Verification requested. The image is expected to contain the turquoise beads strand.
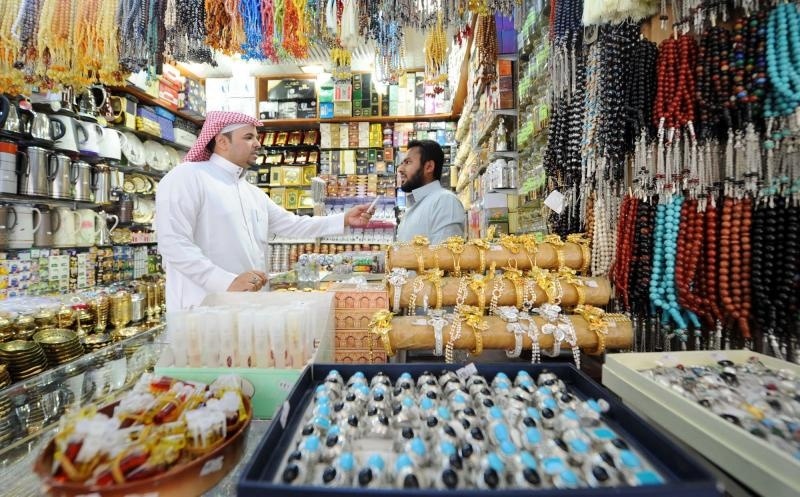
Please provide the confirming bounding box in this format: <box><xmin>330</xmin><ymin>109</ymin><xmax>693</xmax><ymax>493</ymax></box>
<box><xmin>765</xmin><ymin>2</ymin><xmax>800</xmax><ymax>117</ymax></box>
<box><xmin>649</xmin><ymin>196</ymin><xmax>693</xmax><ymax>349</ymax></box>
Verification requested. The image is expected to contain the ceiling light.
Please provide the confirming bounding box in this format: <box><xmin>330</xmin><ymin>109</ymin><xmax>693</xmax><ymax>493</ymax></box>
<box><xmin>300</xmin><ymin>65</ymin><xmax>325</xmax><ymax>74</ymax></box>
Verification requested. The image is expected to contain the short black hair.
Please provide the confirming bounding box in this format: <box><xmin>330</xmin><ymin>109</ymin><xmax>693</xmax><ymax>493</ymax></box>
<box><xmin>407</xmin><ymin>139</ymin><xmax>444</xmax><ymax>180</ymax></box>
<box><xmin>205</xmin><ymin>131</ymin><xmax>233</xmax><ymax>154</ymax></box>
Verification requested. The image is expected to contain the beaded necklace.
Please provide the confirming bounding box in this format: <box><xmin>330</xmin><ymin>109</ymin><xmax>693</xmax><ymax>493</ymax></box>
<box><xmin>475</xmin><ymin>13</ymin><xmax>498</xmax><ymax>83</ymax></box>
<box><xmin>765</xmin><ymin>2</ymin><xmax>800</xmax><ymax>117</ymax></box>
<box><xmin>0</xmin><ymin>0</ymin><xmax>24</xmax><ymax>92</ymax></box>
<box><xmin>649</xmin><ymin>195</ymin><xmax>690</xmax><ymax>349</ymax></box>
<box><xmin>178</xmin><ymin>0</ymin><xmax>214</xmax><ymax>64</ymax></box>
<box><xmin>240</xmin><ymin>0</ymin><xmax>264</xmax><ymax>59</ymax></box>
<box><xmin>611</xmin><ymin>194</ymin><xmax>638</xmax><ymax>311</ymax></box>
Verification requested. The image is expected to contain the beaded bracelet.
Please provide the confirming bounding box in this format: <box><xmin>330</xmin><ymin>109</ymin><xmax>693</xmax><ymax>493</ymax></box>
<box><xmin>522</xmin><ymin>277</ymin><xmax>537</xmax><ymax>312</ymax></box>
<box><xmin>523</xmin><ymin>313</ymin><xmax>542</xmax><ymax>364</ymax></box>
<box><xmin>387</xmin><ymin>268</ymin><xmax>409</xmax><ymax>312</ymax></box>
<box><xmin>407</xmin><ymin>276</ymin><xmax>425</xmax><ymax>316</ymax></box>
<box><xmin>454</xmin><ymin>275</ymin><xmax>469</xmax><ymax>309</ymax></box>
<box><xmin>445</xmin><ymin>315</ymin><xmax>462</xmax><ymax>364</ymax></box>
<box><xmin>503</xmin><ymin>265</ymin><xmax>525</xmax><ymax>309</ymax></box>
<box><xmin>489</xmin><ymin>269</ymin><xmax>504</xmax><ymax>316</ymax></box>
<box><xmin>559</xmin><ymin>314</ymin><xmax>581</xmax><ymax>369</ymax></box>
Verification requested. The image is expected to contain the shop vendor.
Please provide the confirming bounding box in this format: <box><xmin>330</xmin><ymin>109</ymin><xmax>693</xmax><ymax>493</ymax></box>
<box><xmin>156</xmin><ymin>111</ymin><xmax>374</xmax><ymax>310</ymax></box>
<box><xmin>395</xmin><ymin>140</ymin><xmax>466</xmax><ymax>245</ymax></box>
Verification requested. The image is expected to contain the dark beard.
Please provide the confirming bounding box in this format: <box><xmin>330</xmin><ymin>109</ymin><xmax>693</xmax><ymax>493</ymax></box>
<box><xmin>400</xmin><ymin>167</ymin><xmax>426</xmax><ymax>193</ymax></box>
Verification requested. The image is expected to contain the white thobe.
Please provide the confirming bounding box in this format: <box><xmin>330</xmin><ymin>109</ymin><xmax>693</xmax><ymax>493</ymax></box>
<box><xmin>156</xmin><ymin>154</ymin><xmax>345</xmax><ymax>310</ymax></box>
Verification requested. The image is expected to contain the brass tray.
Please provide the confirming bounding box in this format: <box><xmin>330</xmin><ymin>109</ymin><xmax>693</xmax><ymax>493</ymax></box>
<box><xmin>34</xmin><ymin>329</ymin><xmax>79</xmax><ymax>345</ymax></box>
<box><xmin>35</xmin><ymin>395</ymin><xmax>253</xmax><ymax>497</ymax></box>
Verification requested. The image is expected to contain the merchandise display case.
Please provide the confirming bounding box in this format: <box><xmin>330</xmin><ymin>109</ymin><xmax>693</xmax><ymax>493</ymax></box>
<box><xmin>238</xmin><ymin>363</ymin><xmax>720</xmax><ymax>496</ymax></box>
<box><xmin>603</xmin><ymin>350</ymin><xmax>800</xmax><ymax>497</ymax></box>
<box><xmin>0</xmin><ymin>325</ymin><xmax>165</xmax><ymax>481</ymax></box>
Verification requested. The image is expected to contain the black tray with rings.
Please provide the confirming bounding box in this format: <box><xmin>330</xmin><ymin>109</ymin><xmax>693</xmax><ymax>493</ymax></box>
<box><xmin>238</xmin><ymin>363</ymin><xmax>720</xmax><ymax>497</ymax></box>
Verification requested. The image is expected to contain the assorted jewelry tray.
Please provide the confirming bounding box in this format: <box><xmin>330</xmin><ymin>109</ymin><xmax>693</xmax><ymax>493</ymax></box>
<box><xmin>604</xmin><ymin>350</ymin><xmax>800</xmax><ymax>497</ymax></box>
<box><xmin>238</xmin><ymin>363</ymin><xmax>720</xmax><ymax>497</ymax></box>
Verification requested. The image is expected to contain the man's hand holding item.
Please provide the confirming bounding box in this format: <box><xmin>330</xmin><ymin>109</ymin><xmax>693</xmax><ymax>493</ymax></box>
<box><xmin>345</xmin><ymin>204</ymin><xmax>374</xmax><ymax>228</ymax></box>
<box><xmin>227</xmin><ymin>270</ymin><xmax>268</xmax><ymax>292</ymax></box>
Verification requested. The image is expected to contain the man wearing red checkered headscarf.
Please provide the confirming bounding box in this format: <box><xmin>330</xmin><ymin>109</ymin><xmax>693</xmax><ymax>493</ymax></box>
<box><xmin>156</xmin><ymin>111</ymin><xmax>374</xmax><ymax>310</ymax></box>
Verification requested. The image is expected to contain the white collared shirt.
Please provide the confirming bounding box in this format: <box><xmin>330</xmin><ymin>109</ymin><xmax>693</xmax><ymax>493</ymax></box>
<box><xmin>156</xmin><ymin>154</ymin><xmax>345</xmax><ymax>310</ymax></box>
<box><xmin>395</xmin><ymin>180</ymin><xmax>465</xmax><ymax>244</ymax></box>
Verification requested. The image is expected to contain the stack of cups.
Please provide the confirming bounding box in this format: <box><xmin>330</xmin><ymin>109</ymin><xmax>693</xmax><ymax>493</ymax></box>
<box><xmin>0</xmin><ymin>141</ymin><xmax>17</xmax><ymax>194</ymax></box>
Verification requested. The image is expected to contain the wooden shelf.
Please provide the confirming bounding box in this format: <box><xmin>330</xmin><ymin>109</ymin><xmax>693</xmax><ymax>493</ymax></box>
<box><xmin>111</xmin><ymin>85</ymin><xmax>204</xmax><ymax>126</ymax></box>
<box><xmin>260</xmin><ymin>113</ymin><xmax>457</xmax><ymax>127</ymax></box>
<box><xmin>259</xmin><ymin>118</ymin><xmax>320</xmax><ymax>128</ymax></box>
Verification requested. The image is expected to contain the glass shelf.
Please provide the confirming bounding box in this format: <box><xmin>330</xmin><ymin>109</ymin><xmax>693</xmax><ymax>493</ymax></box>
<box><xmin>0</xmin><ymin>324</ymin><xmax>166</xmax><ymax>460</ymax></box>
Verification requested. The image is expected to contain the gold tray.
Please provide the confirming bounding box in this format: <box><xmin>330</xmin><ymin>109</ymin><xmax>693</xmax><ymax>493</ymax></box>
<box><xmin>35</xmin><ymin>396</ymin><xmax>252</xmax><ymax>497</ymax></box>
<box><xmin>34</xmin><ymin>329</ymin><xmax>79</xmax><ymax>345</ymax></box>
<box><xmin>0</xmin><ymin>340</ymin><xmax>40</xmax><ymax>354</ymax></box>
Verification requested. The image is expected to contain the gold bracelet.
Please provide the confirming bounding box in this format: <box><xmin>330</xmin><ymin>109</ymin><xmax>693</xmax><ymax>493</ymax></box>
<box><xmin>412</xmin><ymin>235</ymin><xmax>429</xmax><ymax>273</ymax></box>
<box><xmin>489</xmin><ymin>268</ymin><xmax>503</xmax><ymax>315</ymax></box>
<box><xmin>531</xmin><ymin>267</ymin><xmax>556</xmax><ymax>304</ymax></box>
<box><xmin>575</xmin><ymin>304</ymin><xmax>608</xmax><ymax>356</ymax></box>
<box><xmin>468</xmin><ymin>274</ymin><xmax>489</xmax><ymax>313</ymax></box>
<box><xmin>544</xmin><ymin>234</ymin><xmax>566</xmax><ymax>271</ymax></box>
<box><xmin>503</xmin><ymin>266</ymin><xmax>524</xmax><ymax>309</ymax></box>
<box><xmin>368</xmin><ymin>310</ymin><xmax>395</xmax><ymax>358</ymax></box>
<box><xmin>558</xmin><ymin>267</ymin><xmax>585</xmax><ymax>307</ymax></box>
<box><xmin>425</xmin><ymin>268</ymin><xmax>444</xmax><ymax>310</ymax></box>
<box><xmin>468</xmin><ymin>238</ymin><xmax>490</xmax><ymax>274</ymax></box>
<box><xmin>407</xmin><ymin>276</ymin><xmax>425</xmax><ymax>316</ymax></box>
<box><xmin>520</xmin><ymin>234</ymin><xmax>539</xmax><ymax>270</ymax></box>
<box><xmin>461</xmin><ymin>305</ymin><xmax>487</xmax><ymax>356</ymax></box>
<box><xmin>567</xmin><ymin>233</ymin><xmax>592</xmax><ymax>275</ymax></box>
<box><xmin>444</xmin><ymin>236</ymin><xmax>465</xmax><ymax>277</ymax></box>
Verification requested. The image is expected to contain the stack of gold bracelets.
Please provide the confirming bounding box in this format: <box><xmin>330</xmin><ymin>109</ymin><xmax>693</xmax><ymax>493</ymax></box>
<box><xmin>375</xmin><ymin>232</ymin><xmax>624</xmax><ymax>365</ymax></box>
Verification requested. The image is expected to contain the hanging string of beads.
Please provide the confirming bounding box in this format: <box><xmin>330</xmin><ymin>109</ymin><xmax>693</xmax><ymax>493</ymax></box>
<box><xmin>11</xmin><ymin>0</ymin><xmax>44</xmax><ymax>68</ymax></box>
<box><xmin>474</xmin><ymin>14</ymin><xmax>498</xmax><ymax>83</ymax></box>
<box><xmin>424</xmin><ymin>12</ymin><xmax>448</xmax><ymax>91</ymax></box>
<box><xmin>118</xmin><ymin>0</ymin><xmax>149</xmax><ymax>73</ymax></box>
<box><xmin>764</xmin><ymin>2</ymin><xmax>800</xmax><ymax>118</ymax></box>
<box><xmin>239</xmin><ymin>0</ymin><xmax>264</xmax><ymax>59</ymax></box>
<box><xmin>205</xmin><ymin>0</ymin><xmax>245</xmax><ymax>55</ymax></box>
<box><xmin>0</xmin><ymin>0</ymin><xmax>24</xmax><ymax>92</ymax></box>
<box><xmin>35</xmin><ymin>0</ymin><xmax>72</xmax><ymax>82</ymax></box>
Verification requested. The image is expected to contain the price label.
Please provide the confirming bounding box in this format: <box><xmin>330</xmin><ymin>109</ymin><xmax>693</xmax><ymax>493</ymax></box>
<box><xmin>278</xmin><ymin>380</ymin><xmax>293</xmax><ymax>392</ymax></box>
<box><xmin>585</xmin><ymin>280</ymin><xmax>599</xmax><ymax>288</ymax></box>
<box><xmin>456</xmin><ymin>362</ymin><xmax>478</xmax><ymax>380</ymax></box>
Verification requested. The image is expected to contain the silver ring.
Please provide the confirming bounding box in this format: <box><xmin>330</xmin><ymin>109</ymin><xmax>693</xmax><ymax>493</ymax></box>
<box><xmin>250</xmin><ymin>277</ymin><xmax>259</xmax><ymax>285</ymax></box>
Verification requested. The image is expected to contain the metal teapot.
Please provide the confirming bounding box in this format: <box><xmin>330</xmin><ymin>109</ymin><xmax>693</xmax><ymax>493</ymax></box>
<box><xmin>0</xmin><ymin>95</ymin><xmax>22</xmax><ymax>135</ymax></box>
